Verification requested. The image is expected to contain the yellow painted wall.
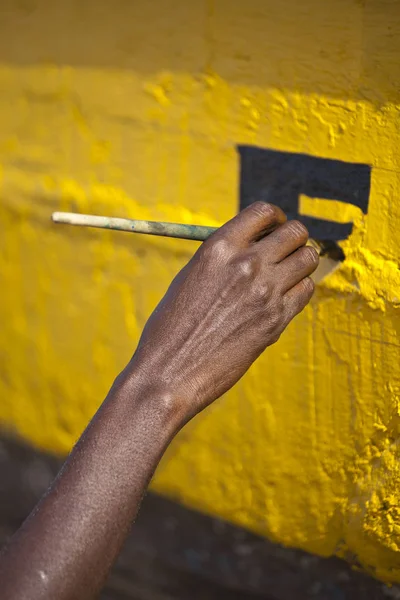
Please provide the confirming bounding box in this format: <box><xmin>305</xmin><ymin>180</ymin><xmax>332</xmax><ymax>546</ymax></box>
<box><xmin>1</xmin><ymin>0</ymin><xmax>400</xmax><ymax>582</ymax></box>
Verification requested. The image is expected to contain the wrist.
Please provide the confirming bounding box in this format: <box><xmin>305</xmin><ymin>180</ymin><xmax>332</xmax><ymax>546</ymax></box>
<box><xmin>110</xmin><ymin>363</ymin><xmax>189</xmax><ymax>435</ymax></box>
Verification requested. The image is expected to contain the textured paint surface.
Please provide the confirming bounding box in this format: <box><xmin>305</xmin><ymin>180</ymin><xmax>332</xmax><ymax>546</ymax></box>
<box><xmin>1</xmin><ymin>0</ymin><xmax>400</xmax><ymax>582</ymax></box>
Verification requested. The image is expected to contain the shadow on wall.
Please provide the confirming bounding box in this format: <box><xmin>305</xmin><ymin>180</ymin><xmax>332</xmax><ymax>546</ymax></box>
<box><xmin>0</xmin><ymin>0</ymin><xmax>399</xmax><ymax>104</ymax></box>
<box><xmin>0</xmin><ymin>435</ymin><xmax>395</xmax><ymax>600</ymax></box>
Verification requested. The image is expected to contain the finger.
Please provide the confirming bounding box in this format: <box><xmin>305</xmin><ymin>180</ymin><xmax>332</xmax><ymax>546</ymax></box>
<box><xmin>213</xmin><ymin>201</ymin><xmax>287</xmax><ymax>248</ymax></box>
<box><xmin>278</xmin><ymin>245</ymin><xmax>319</xmax><ymax>292</ymax></box>
<box><xmin>257</xmin><ymin>220</ymin><xmax>309</xmax><ymax>263</ymax></box>
<box><xmin>284</xmin><ymin>276</ymin><xmax>315</xmax><ymax>319</ymax></box>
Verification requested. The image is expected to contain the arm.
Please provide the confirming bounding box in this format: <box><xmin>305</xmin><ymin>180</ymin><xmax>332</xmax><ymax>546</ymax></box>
<box><xmin>0</xmin><ymin>202</ymin><xmax>319</xmax><ymax>600</ymax></box>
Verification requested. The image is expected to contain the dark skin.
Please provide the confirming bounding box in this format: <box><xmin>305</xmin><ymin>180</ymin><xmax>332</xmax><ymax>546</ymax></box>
<box><xmin>0</xmin><ymin>202</ymin><xmax>319</xmax><ymax>599</ymax></box>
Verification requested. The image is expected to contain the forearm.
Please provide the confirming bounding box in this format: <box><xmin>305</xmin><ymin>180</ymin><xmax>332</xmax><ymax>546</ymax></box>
<box><xmin>0</xmin><ymin>368</ymin><xmax>183</xmax><ymax>600</ymax></box>
<box><xmin>0</xmin><ymin>202</ymin><xmax>318</xmax><ymax>599</ymax></box>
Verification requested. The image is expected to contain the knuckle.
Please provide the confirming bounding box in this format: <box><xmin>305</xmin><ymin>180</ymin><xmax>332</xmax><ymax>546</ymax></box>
<box><xmin>301</xmin><ymin>245</ymin><xmax>319</xmax><ymax>267</ymax></box>
<box><xmin>249</xmin><ymin>201</ymin><xmax>279</xmax><ymax>220</ymax></box>
<box><xmin>302</xmin><ymin>276</ymin><xmax>315</xmax><ymax>297</ymax></box>
<box><xmin>266</xmin><ymin>300</ymin><xmax>284</xmax><ymax>329</ymax></box>
<box><xmin>234</xmin><ymin>253</ymin><xmax>260</xmax><ymax>279</ymax></box>
<box><xmin>288</xmin><ymin>219</ymin><xmax>309</xmax><ymax>241</ymax></box>
<box><xmin>251</xmin><ymin>200</ymin><xmax>273</xmax><ymax>214</ymax></box>
<box><xmin>266</xmin><ymin>311</ymin><xmax>284</xmax><ymax>339</ymax></box>
<box><xmin>202</xmin><ymin>237</ymin><xmax>233</xmax><ymax>263</ymax></box>
<box><xmin>291</xmin><ymin>278</ymin><xmax>315</xmax><ymax>312</ymax></box>
<box><xmin>250</xmin><ymin>281</ymin><xmax>269</xmax><ymax>306</ymax></box>
<box><xmin>257</xmin><ymin>278</ymin><xmax>272</xmax><ymax>299</ymax></box>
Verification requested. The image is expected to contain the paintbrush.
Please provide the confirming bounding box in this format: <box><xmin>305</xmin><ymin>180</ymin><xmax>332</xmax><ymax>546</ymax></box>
<box><xmin>51</xmin><ymin>211</ymin><xmax>344</xmax><ymax>283</ymax></box>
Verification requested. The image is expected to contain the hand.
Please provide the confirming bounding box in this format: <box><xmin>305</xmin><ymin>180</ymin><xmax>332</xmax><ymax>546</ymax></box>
<box><xmin>129</xmin><ymin>202</ymin><xmax>319</xmax><ymax>421</ymax></box>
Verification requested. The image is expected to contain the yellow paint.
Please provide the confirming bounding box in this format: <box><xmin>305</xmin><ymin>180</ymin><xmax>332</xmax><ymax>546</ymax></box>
<box><xmin>1</xmin><ymin>0</ymin><xmax>400</xmax><ymax>582</ymax></box>
<box><xmin>299</xmin><ymin>195</ymin><xmax>364</xmax><ymax>224</ymax></box>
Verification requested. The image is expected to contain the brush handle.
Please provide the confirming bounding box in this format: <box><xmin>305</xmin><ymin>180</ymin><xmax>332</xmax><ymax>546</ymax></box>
<box><xmin>51</xmin><ymin>211</ymin><xmax>344</xmax><ymax>261</ymax></box>
<box><xmin>52</xmin><ymin>212</ymin><xmax>217</xmax><ymax>242</ymax></box>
